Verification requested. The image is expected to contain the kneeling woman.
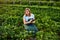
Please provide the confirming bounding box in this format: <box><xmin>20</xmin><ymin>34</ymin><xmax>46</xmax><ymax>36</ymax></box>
<box><xmin>23</xmin><ymin>8</ymin><xmax>38</xmax><ymax>36</ymax></box>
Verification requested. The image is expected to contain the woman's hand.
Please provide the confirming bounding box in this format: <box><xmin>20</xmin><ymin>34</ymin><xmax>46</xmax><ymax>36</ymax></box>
<box><xmin>31</xmin><ymin>21</ymin><xmax>35</xmax><ymax>23</ymax></box>
<box><xmin>29</xmin><ymin>20</ymin><xmax>32</xmax><ymax>23</ymax></box>
<box><xmin>29</xmin><ymin>19</ymin><xmax>35</xmax><ymax>23</ymax></box>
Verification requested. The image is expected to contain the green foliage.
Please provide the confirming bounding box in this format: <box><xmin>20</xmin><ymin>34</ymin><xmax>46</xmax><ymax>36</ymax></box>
<box><xmin>0</xmin><ymin>5</ymin><xmax>60</xmax><ymax>40</ymax></box>
<box><xmin>0</xmin><ymin>0</ymin><xmax>60</xmax><ymax>7</ymax></box>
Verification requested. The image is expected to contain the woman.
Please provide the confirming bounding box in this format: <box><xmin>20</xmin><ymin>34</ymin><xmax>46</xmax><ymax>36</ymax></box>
<box><xmin>23</xmin><ymin>8</ymin><xmax>38</xmax><ymax>36</ymax></box>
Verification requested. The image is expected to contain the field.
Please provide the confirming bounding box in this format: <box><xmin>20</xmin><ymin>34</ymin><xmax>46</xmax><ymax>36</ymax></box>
<box><xmin>0</xmin><ymin>5</ymin><xmax>60</xmax><ymax>40</ymax></box>
<box><xmin>0</xmin><ymin>0</ymin><xmax>60</xmax><ymax>7</ymax></box>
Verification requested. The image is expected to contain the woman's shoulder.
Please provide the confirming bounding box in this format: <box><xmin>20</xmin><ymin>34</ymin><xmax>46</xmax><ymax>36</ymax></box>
<box><xmin>31</xmin><ymin>13</ymin><xmax>34</xmax><ymax>16</ymax></box>
<box><xmin>31</xmin><ymin>13</ymin><xmax>34</xmax><ymax>15</ymax></box>
<box><xmin>23</xmin><ymin>15</ymin><xmax>26</xmax><ymax>17</ymax></box>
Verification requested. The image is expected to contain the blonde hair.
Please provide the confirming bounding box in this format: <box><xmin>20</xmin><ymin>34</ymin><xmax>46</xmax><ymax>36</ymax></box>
<box><xmin>24</xmin><ymin>8</ymin><xmax>31</xmax><ymax>16</ymax></box>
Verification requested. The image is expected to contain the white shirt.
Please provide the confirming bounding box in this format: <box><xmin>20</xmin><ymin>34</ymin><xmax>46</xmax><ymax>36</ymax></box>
<box><xmin>23</xmin><ymin>14</ymin><xmax>35</xmax><ymax>22</ymax></box>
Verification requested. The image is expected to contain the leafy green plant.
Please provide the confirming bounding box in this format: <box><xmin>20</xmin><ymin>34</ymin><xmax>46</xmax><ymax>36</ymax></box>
<box><xmin>0</xmin><ymin>5</ymin><xmax>60</xmax><ymax>40</ymax></box>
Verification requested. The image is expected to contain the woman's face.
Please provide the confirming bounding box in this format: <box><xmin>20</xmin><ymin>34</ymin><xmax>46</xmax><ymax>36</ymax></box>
<box><xmin>25</xmin><ymin>10</ymin><xmax>30</xmax><ymax>16</ymax></box>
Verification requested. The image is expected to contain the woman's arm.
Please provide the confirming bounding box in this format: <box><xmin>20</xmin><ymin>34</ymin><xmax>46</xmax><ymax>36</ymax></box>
<box><xmin>31</xmin><ymin>14</ymin><xmax>35</xmax><ymax>23</ymax></box>
<box><xmin>32</xmin><ymin>20</ymin><xmax>35</xmax><ymax>23</ymax></box>
<box><xmin>23</xmin><ymin>18</ymin><xmax>32</xmax><ymax>24</ymax></box>
<box><xmin>31</xmin><ymin>19</ymin><xmax>35</xmax><ymax>23</ymax></box>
